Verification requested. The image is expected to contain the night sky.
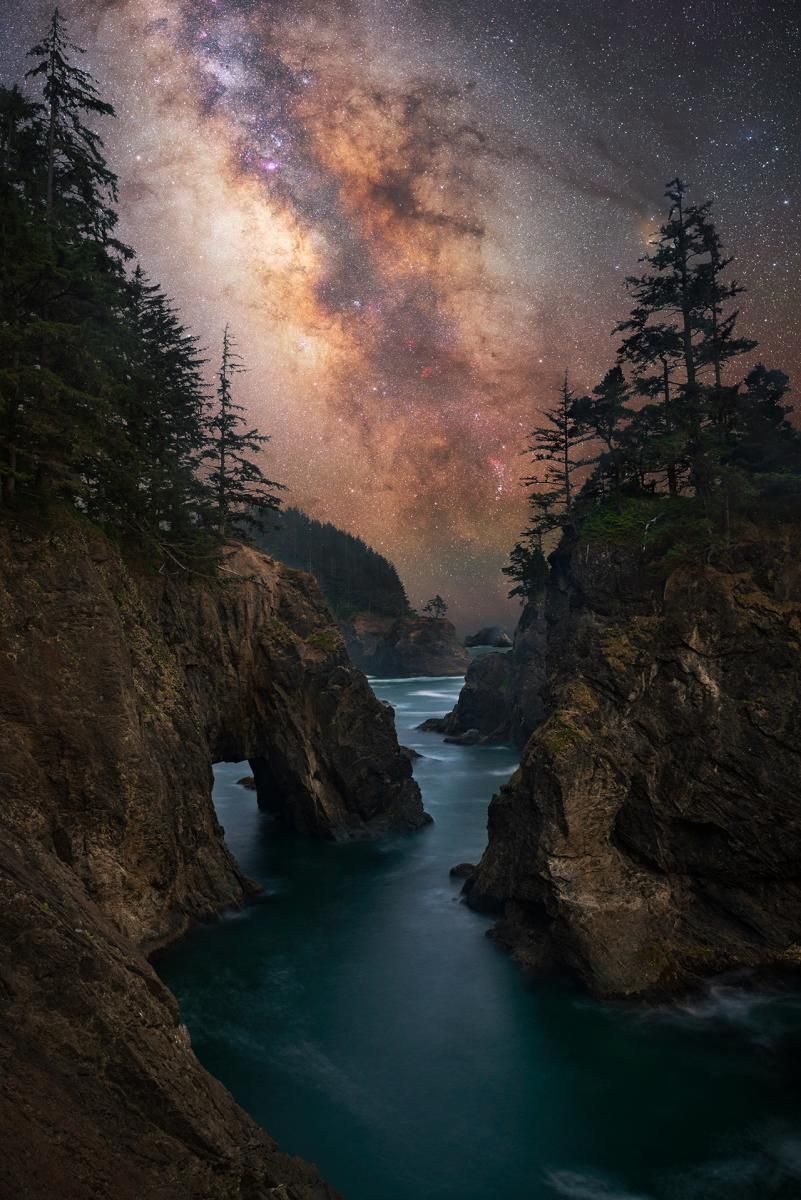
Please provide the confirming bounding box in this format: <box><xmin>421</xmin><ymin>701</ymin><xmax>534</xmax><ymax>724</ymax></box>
<box><xmin>2</xmin><ymin>0</ymin><xmax>800</xmax><ymax>626</ymax></box>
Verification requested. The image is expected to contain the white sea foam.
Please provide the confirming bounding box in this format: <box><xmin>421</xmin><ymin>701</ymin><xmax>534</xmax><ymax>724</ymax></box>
<box><xmin>545</xmin><ymin>1170</ymin><xmax>653</xmax><ymax>1200</ymax></box>
<box><xmin>644</xmin><ymin>981</ymin><xmax>801</xmax><ymax>1046</ymax></box>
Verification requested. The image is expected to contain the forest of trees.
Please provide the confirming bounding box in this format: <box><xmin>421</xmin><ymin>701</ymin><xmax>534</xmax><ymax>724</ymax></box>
<box><xmin>253</xmin><ymin>506</ymin><xmax>410</xmax><ymax>620</ymax></box>
<box><xmin>0</xmin><ymin>11</ymin><xmax>282</xmax><ymax>562</ymax></box>
<box><xmin>505</xmin><ymin>178</ymin><xmax>801</xmax><ymax>603</ymax></box>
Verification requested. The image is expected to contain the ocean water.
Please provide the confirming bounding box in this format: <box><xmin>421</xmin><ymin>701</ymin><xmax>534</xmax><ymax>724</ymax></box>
<box><xmin>158</xmin><ymin>675</ymin><xmax>801</xmax><ymax>1200</ymax></box>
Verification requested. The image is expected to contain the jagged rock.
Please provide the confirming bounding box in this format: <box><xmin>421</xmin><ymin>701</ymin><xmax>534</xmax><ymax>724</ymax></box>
<box><xmin>469</xmin><ymin>531</ymin><xmax>801</xmax><ymax>998</ymax></box>
<box><xmin>416</xmin><ymin>716</ymin><xmax>451</xmax><ymax>732</ymax></box>
<box><xmin>417</xmin><ymin>604</ymin><xmax>546</xmax><ymax>747</ymax></box>
<box><xmin>449</xmin><ymin>862</ymin><xmax>477</xmax><ymax>879</ymax></box>
<box><xmin>399</xmin><ymin>745</ymin><xmax>423</xmax><ymax>761</ymax></box>
<box><xmin>0</xmin><ymin>520</ymin><xmax>427</xmax><ymax>1199</ymax></box>
<box><xmin>464</xmin><ymin>625</ymin><xmax>513</xmax><ymax>648</ymax></box>
<box><xmin>342</xmin><ymin>613</ymin><xmax>469</xmax><ymax>676</ymax></box>
<box><xmin>444</xmin><ymin>728</ymin><xmax>481</xmax><ymax>745</ymax></box>
<box><xmin>237</xmin><ymin>774</ymin><xmax>257</xmax><ymax>789</ymax></box>
<box><xmin>447</xmin><ymin>653</ymin><xmax>513</xmax><ymax>741</ymax></box>
<box><xmin>508</xmin><ymin>600</ymin><xmax>548</xmax><ymax>746</ymax></box>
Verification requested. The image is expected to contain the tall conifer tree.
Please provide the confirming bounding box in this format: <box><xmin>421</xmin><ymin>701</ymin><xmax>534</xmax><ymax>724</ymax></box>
<box><xmin>204</xmin><ymin>326</ymin><xmax>285</xmax><ymax>538</ymax></box>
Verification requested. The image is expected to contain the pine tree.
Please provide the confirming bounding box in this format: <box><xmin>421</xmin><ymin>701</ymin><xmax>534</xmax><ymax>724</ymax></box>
<box><xmin>423</xmin><ymin>595</ymin><xmax>448</xmax><ymax>619</ymax></box>
<box><xmin>616</xmin><ymin>179</ymin><xmax>756</xmax><ymax>496</ymax></box>
<box><xmin>101</xmin><ymin>266</ymin><xmax>210</xmax><ymax>541</ymax></box>
<box><xmin>522</xmin><ymin>373</ymin><xmax>584</xmax><ymax>530</ymax></box>
<box><xmin>693</xmin><ymin>207</ymin><xmax>756</xmax><ymax>397</ymax></box>
<box><xmin>502</xmin><ymin>535</ymin><xmax>548</xmax><ymax>603</ymax></box>
<box><xmin>26</xmin><ymin>8</ymin><xmax>120</xmax><ymax>243</ymax></box>
<box><xmin>616</xmin><ymin>311</ymin><xmax>684</xmax><ymax>495</ymax></box>
<box><xmin>204</xmin><ymin>326</ymin><xmax>285</xmax><ymax>538</ymax></box>
<box><xmin>571</xmin><ymin>366</ymin><xmax>631</xmax><ymax>496</ymax></box>
<box><xmin>0</xmin><ymin>87</ymin><xmax>46</xmax><ymax>502</ymax></box>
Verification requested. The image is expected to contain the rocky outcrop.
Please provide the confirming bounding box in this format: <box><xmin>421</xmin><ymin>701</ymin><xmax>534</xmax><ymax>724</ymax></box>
<box><xmin>0</xmin><ymin>517</ymin><xmax>426</xmax><ymax>1199</ymax></box>
<box><xmin>468</xmin><ymin>530</ymin><xmax>801</xmax><ymax>998</ymax></box>
<box><xmin>464</xmin><ymin>626</ymin><xmax>512</xmax><ymax>648</ymax></box>
<box><xmin>419</xmin><ymin>651</ymin><xmax>514</xmax><ymax>742</ymax></box>
<box><xmin>421</xmin><ymin>603</ymin><xmax>546</xmax><ymax>746</ymax></box>
<box><xmin>342</xmin><ymin>612</ymin><xmax>469</xmax><ymax>676</ymax></box>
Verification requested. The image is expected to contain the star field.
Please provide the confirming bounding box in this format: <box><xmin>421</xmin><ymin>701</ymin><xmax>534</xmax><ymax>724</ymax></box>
<box><xmin>2</xmin><ymin>0</ymin><xmax>800</xmax><ymax>626</ymax></box>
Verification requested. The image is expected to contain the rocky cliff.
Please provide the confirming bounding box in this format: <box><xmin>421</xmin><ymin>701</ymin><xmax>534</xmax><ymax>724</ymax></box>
<box><xmin>420</xmin><ymin>603</ymin><xmax>546</xmax><ymax>745</ymax></box>
<box><xmin>0</xmin><ymin>516</ymin><xmax>426</xmax><ymax>1199</ymax></box>
<box><xmin>342</xmin><ymin>612</ymin><xmax>469</xmax><ymax>677</ymax></box>
<box><xmin>467</xmin><ymin>529</ymin><xmax>801</xmax><ymax>998</ymax></box>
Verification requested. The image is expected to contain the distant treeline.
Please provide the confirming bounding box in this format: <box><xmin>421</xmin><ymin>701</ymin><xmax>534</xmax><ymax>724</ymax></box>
<box><xmin>253</xmin><ymin>507</ymin><xmax>410</xmax><ymax>620</ymax></box>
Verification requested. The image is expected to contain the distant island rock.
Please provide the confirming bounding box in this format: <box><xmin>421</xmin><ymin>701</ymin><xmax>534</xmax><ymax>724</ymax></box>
<box><xmin>464</xmin><ymin>626</ymin><xmax>513</xmax><ymax>648</ymax></box>
<box><xmin>343</xmin><ymin>613</ymin><xmax>470</xmax><ymax>677</ymax></box>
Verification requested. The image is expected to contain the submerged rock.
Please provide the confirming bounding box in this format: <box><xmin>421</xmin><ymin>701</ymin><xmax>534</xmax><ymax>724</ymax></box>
<box><xmin>342</xmin><ymin>612</ymin><xmax>469</xmax><ymax>677</ymax></box>
<box><xmin>469</xmin><ymin>531</ymin><xmax>801</xmax><ymax>998</ymax></box>
<box><xmin>0</xmin><ymin>521</ymin><xmax>425</xmax><ymax>1199</ymax></box>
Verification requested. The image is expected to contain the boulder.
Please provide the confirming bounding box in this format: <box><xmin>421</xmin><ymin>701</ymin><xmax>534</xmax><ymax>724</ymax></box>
<box><xmin>464</xmin><ymin>625</ymin><xmax>513</xmax><ymax>648</ymax></box>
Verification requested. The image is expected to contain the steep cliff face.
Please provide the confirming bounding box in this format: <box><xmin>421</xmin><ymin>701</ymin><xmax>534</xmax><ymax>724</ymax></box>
<box><xmin>0</xmin><ymin>518</ymin><xmax>425</xmax><ymax>1199</ymax></box>
<box><xmin>421</xmin><ymin>603</ymin><xmax>546</xmax><ymax>746</ymax></box>
<box><xmin>342</xmin><ymin>612</ymin><xmax>469</xmax><ymax>677</ymax></box>
<box><xmin>468</xmin><ymin>530</ymin><xmax>801</xmax><ymax>997</ymax></box>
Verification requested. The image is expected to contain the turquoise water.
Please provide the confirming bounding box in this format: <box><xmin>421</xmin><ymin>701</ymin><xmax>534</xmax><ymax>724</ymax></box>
<box><xmin>159</xmin><ymin>676</ymin><xmax>801</xmax><ymax>1200</ymax></box>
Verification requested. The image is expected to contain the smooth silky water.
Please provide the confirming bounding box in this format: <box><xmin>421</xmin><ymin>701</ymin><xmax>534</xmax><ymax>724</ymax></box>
<box><xmin>158</xmin><ymin>675</ymin><xmax>801</xmax><ymax>1199</ymax></box>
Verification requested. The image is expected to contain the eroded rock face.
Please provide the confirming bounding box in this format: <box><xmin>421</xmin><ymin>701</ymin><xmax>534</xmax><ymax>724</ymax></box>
<box><xmin>469</xmin><ymin>533</ymin><xmax>801</xmax><ymax>997</ymax></box>
<box><xmin>0</xmin><ymin>520</ymin><xmax>425</xmax><ymax>1198</ymax></box>
<box><xmin>419</xmin><ymin>651</ymin><xmax>513</xmax><ymax>742</ymax></box>
<box><xmin>420</xmin><ymin>605</ymin><xmax>546</xmax><ymax>746</ymax></box>
<box><xmin>342</xmin><ymin>612</ymin><xmax>469</xmax><ymax>677</ymax></box>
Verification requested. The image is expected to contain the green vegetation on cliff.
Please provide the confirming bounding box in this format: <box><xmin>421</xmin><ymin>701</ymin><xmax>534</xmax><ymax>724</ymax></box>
<box><xmin>506</xmin><ymin>178</ymin><xmax>801</xmax><ymax>586</ymax></box>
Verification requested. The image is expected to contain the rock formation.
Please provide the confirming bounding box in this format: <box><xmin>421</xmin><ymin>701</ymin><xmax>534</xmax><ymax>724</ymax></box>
<box><xmin>420</xmin><ymin>603</ymin><xmax>545</xmax><ymax>745</ymax></box>
<box><xmin>463</xmin><ymin>626</ymin><xmax>513</xmax><ymax>648</ymax></box>
<box><xmin>467</xmin><ymin>530</ymin><xmax>801</xmax><ymax>997</ymax></box>
<box><xmin>342</xmin><ymin>612</ymin><xmax>469</xmax><ymax>676</ymax></box>
<box><xmin>419</xmin><ymin>651</ymin><xmax>513</xmax><ymax>742</ymax></box>
<box><xmin>0</xmin><ymin>517</ymin><xmax>426</xmax><ymax>1199</ymax></box>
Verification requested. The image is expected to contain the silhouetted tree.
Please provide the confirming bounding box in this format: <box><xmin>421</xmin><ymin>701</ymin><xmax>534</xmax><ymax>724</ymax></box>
<box><xmin>571</xmin><ymin>366</ymin><xmax>631</xmax><ymax>496</ymax></box>
<box><xmin>523</xmin><ymin>373</ymin><xmax>584</xmax><ymax>529</ymax></box>
<box><xmin>423</xmin><ymin>595</ymin><xmax>448</xmax><ymax>619</ymax></box>
<box><xmin>204</xmin><ymin>326</ymin><xmax>284</xmax><ymax>537</ymax></box>
<box><xmin>503</xmin><ymin>535</ymin><xmax>548</xmax><ymax>603</ymax></box>
<box><xmin>26</xmin><ymin>8</ymin><xmax>119</xmax><ymax>241</ymax></box>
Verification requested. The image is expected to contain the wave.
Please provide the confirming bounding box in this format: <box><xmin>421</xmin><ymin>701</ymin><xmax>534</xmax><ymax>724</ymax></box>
<box><xmin>545</xmin><ymin>1170</ymin><xmax>653</xmax><ymax>1200</ymax></box>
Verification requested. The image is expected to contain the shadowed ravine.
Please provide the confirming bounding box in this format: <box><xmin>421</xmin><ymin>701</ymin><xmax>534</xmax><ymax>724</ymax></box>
<box><xmin>158</xmin><ymin>676</ymin><xmax>801</xmax><ymax>1200</ymax></box>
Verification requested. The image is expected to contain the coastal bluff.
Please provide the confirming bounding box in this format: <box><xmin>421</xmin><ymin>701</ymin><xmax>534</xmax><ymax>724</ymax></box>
<box><xmin>466</xmin><ymin>529</ymin><xmax>801</xmax><ymax>997</ymax></box>
<box><xmin>0</xmin><ymin>518</ymin><xmax>426</xmax><ymax>1199</ymax></box>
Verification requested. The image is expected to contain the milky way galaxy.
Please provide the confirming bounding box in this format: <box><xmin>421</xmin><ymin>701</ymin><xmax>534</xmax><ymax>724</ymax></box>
<box><xmin>2</xmin><ymin>0</ymin><xmax>800</xmax><ymax>625</ymax></box>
